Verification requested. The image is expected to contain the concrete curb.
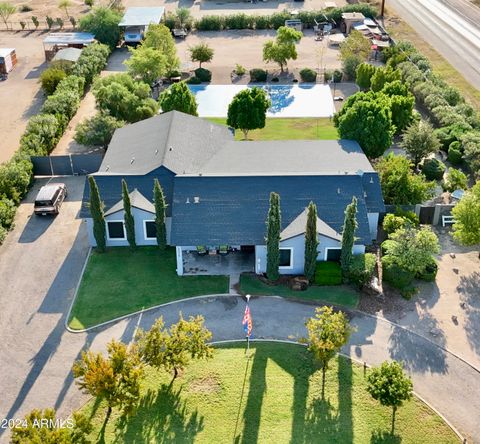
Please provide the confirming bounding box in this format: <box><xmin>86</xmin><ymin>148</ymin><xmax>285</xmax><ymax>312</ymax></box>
<box><xmin>209</xmin><ymin>339</ymin><xmax>464</xmax><ymax>443</ymax></box>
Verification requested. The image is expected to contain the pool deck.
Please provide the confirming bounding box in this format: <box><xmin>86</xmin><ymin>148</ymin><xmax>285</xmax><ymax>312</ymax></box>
<box><xmin>189</xmin><ymin>84</ymin><xmax>336</xmax><ymax>118</ymax></box>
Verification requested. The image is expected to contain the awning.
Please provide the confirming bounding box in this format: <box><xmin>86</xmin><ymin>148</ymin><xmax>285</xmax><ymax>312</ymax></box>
<box><xmin>43</xmin><ymin>32</ymin><xmax>95</xmax><ymax>45</ymax></box>
<box><xmin>119</xmin><ymin>7</ymin><xmax>165</xmax><ymax>27</ymax></box>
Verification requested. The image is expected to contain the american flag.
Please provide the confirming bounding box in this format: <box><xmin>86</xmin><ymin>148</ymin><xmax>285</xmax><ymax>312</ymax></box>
<box><xmin>242</xmin><ymin>304</ymin><xmax>253</xmax><ymax>338</ymax></box>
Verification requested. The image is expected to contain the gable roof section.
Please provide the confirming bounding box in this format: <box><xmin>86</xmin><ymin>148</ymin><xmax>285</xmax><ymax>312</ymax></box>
<box><xmin>97</xmin><ymin>111</ymin><xmax>233</xmax><ymax>175</ymax></box>
<box><xmin>200</xmin><ymin>139</ymin><xmax>375</xmax><ymax>176</ymax></box>
<box><xmin>104</xmin><ymin>188</ymin><xmax>154</xmax><ymax>216</ymax></box>
<box><xmin>280</xmin><ymin>208</ymin><xmax>342</xmax><ymax>241</ymax></box>
<box><xmin>170</xmin><ymin>175</ymin><xmax>372</xmax><ymax>246</ymax></box>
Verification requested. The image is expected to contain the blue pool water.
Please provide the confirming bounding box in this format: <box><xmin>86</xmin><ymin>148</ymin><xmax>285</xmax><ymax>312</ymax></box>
<box><xmin>188</xmin><ymin>84</ymin><xmax>335</xmax><ymax>118</ymax></box>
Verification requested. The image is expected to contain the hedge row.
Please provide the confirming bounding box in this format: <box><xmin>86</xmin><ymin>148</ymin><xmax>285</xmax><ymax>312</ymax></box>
<box><xmin>0</xmin><ymin>43</ymin><xmax>110</xmax><ymax>244</ymax></box>
<box><xmin>383</xmin><ymin>41</ymin><xmax>480</xmax><ymax>175</ymax></box>
<box><xmin>165</xmin><ymin>4</ymin><xmax>377</xmax><ymax>32</ymax></box>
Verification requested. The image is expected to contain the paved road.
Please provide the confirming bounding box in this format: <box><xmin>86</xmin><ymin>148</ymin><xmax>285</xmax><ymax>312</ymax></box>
<box><xmin>389</xmin><ymin>0</ymin><xmax>480</xmax><ymax>89</ymax></box>
<box><xmin>0</xmin><ymin>178</ymin><xmax>478</xmax><ymax>442</ymax></box>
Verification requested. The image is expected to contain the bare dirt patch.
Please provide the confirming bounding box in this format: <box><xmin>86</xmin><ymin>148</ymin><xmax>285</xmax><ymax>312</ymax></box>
<box><xmin>188</xmin><ymin>373</ymin><xmax>222</xmax><ymax>394</ymax></box>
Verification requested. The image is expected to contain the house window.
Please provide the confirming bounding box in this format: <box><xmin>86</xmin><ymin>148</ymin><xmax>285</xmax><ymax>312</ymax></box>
<box><xmin>279</xmin><ymin>248</ymin><xmax>293</xmax><ymax>268</ymax></box>
<box><xmin>325</xmin><ymin>247</ymin><xmax>342</xmax><ymax>262</ymax></box>
<box><xmin>144</xmin><ymin>220</ymin><xmax>157</xmax><ymax>240</ymax></box>
<box><xmin>107</xmin><ymin>221</ymin><xmax>126</xmax><ymax>240</ymax></box>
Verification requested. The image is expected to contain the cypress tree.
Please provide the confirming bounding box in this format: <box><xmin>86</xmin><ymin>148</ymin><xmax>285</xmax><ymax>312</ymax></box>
<box><xmin>304</xmin><ymin>202</ymin><xmax>319</xmax><ymax>282</ymax></box>
<box><xmin>122</xmin><ymin>179</ymin><xmax>136</xmax><ymax>250</ymax></box>
<box><xmin>153</xmin><ymin>178</ymin><xmax>167</xmax><ymax>250</ymax></box>
<box><xmin>340</xmin><ymin>196</ymin><xmax>358</xmax><ymax>279</ymax></box>
<box><xmin>266</xmin><ymin>192</ymin><xmax>281</xmax><ymax>281</ymax></box>
<box><xmin>88</xmin><ymin>176</ymin><xmax>106</xmax><ymax>252</ymax></box>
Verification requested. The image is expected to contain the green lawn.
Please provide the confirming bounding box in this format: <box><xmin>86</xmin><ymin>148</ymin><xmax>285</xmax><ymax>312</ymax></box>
<box><xmin>208</xmin><ymin>117</ymin><xmax>338</xmax><ymax>140</ymax></box>
<box><xmin>82</xmin><ymin>343</ymin><xmax>458</xmax><ymax>443</ymax></box>
<box><xmin>68</xmin><ymin>247</ymin><xmax>229</xmax><ymax>330</ymax></box>
<box><xmin>239</xmin><ymin>274</ymin><xmax>359</xmax><ymax>308</ymax></box>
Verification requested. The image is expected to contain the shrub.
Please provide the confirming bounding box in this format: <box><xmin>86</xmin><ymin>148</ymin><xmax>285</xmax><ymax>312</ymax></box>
<box><xmin>435</xmin><ymin>128</ymin><xmax>456</xmax><ymax>151</ymax></box>
<box><xmin>254</xmin><ymin>15</ymin><xmax>269</xmax><ymax>30</ymax></box>
<box><xmin>443</xmin><ymin>168</ymin><xmax>468</xmax><ymax>192</ymax></box>
<box><xmin>382</xmin><ymin>211</ymin><xmax>418</xmax><ymax>234</ymax></box>
<box><xmin>39</xmin><ymin>67</ymin><xmax>67</xmax><ymax>95</ymax></box>
<box><xmin>23</xmin><ymin>114</ymin><xmax>60</xmax><ymax>154</ymax></box>
<box><xmin>195</xmin><ymin>15</ymin><xmax>224</xmax><ymax>31</ymax></box>
<box><xmin>74</xmin><ymin>113</ymin><xmax>124</xmax><ymax>148</ymax></box>
<box><xmin>422</xmin><ymin>158</ymin><xmax>446</xmax><ymax>180</ymax></box>
<box><xmin>235</xmin><ymin>64</ymin><xmax>246</xmax><ymax>76</ymax></box>
<box><xmin>314</xmin><ymin>261</ymin><xmax>342</xmax><ymax>286</ymax></box>
<box><xmin>72</xmin><ymin>42</ymin><xmax>110</xmax><ymax>86</ymax></box>
<box><xmin>300</xmin><ymin>68</ymin><xmax>317</xmax><ymax>82</ymax></box>
<box><xmin>324</xmin><ymin>70</ymin><xmax>333</xmax><ymax>82</ymax></box>
<box><xmin>0</xmin><ymin>197</ymin><xmax>16</xmax><ymax>229</ymax></box>
<box><xmin>416</xmin><ymin>258</ymin><xmax>438</xmax><ymax>282</ymax></box>
<box><xmin>187</xmin><ymin>76</ymin><xmax>201</xmax><ymax>84</ymax></box>
<box><xmin>19</xmin><ymin>4</ymin><xmax>32</xmax><ymax>12</ymax></box>
<box><xmin>448</xmin><ymin>140</ymin><xmax>461</xmax><ymax>153</ymax></box>
<box><xmin>342</xmin><ymin>55</ymin><xmax>361</xmax><ymax>81</ymax></box>
<box><xmin>250</xmin><ymin>68</ymin><xmax>267</xmax><ymax>82</ymax></box>
<box><xmin>382</xmin><ymin>255</ymin><xmax>415</xmax><ymax>296</ymax></box>
<box><xmin>333</xmin><ymin>69</ymin><xmax>342</xmax><ymax>83</ymax></box>
<box><xmin>79</xmin><ymin>6</ymin><xmax>122</xmax><ymax>49</ymax></box>
<box><xmin>348</xmin><ymin>253</ymin><xmax>376</xmax><ymax>288</ymax></box>
<box><xmin>448</xmin><ymin>147</ymin><xmax>463</xmax><ymax>165</ymax></box>
<box><xmin>0</xmin><ymin>157</ymin><xmax>33</xmax><ymax>204</ymax></box>
<box><xmin>194</xmin><ymin>67</ymin><xmax>211</xmax><ymax>82</ymax></box>
<box><xmin>225</xmin><ymin>13</ymin><xmax>249</xmax><ymax>30</ymax></box>
<box><xmin>269</xmin><ymin>11</ymin><xmax>292</xmax><ymax>29</ymax></box>
<box><xmin>0</xmin><ymin>226</ymin><xmax>7</xmax><ymax>244</ymax></box>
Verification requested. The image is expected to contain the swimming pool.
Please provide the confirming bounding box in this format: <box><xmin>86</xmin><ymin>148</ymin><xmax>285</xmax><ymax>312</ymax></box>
<box><xmin>188</xmin><ymin>84</ymin><xmax>336</xmax><ymax>118</ymax></box>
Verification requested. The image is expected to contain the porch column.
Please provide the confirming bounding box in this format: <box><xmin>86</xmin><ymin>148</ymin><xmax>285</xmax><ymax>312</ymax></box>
<box><xmin>176</xmin><ymin>246</ymin><xmax>183</xmax><ymax>276</ymax></box>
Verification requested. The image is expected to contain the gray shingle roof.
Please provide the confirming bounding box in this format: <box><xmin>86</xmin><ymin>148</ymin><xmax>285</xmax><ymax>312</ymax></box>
<box><xmin>98</xmin><ymin>111</ymin><xmax>233</xmax><ymax>175</ymax></box>
<box><xmin>104</xmin><ymin>188</ymin><xmax>154</xmax><ymax>216</ymax></box>
<box><xmin>200</xmin><ymin>139</ymin><xmax>375</xmax><ymax>176</ymax></box>
<box><xmin>280</xmin><ymin>208</ymin><xmax>342</xmax><ymax>241</ymax></box>
<box><xmin>170</xmin><ymin>175</ymin><xmax>374</xmax><ymax>246</ymax></box>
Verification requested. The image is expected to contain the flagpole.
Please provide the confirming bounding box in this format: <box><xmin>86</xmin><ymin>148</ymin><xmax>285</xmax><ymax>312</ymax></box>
<box><xmin>245</xmin><ymin>294</ymin><xmax>251</xmax><ymax>356</ymax></box>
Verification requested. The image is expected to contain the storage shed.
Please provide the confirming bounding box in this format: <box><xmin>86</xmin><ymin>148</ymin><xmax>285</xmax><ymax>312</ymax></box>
<box><xmin>119</xmin><ymin>7</ymin><xmax>165</xmax><ymax>43</ymax></box>
<box><xmin>43</xmin><ymin>32</ymin><xmax>95</xmax><ymax>61</ymax></box>
<box><xmin>0</xmin><ymin>48</ymin><xmax>17</xmax><ymax>74</ymax></box>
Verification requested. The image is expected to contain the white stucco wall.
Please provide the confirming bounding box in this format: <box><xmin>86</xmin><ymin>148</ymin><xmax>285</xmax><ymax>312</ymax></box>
<box><xmin>255</xmin><ymin>234</ymin><xmax>365</xmax><ymax>275</ymax></box>
<box><xmin>85</xmin><ymin>212</ymin><xmax>172</xmax><ymax>247</ymax></box>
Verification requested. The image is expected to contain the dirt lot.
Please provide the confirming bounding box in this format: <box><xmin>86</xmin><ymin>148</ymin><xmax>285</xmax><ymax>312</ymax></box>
<box><xmin>360</xmin><ymin>228</ymin><xmax>480</xmax><ymax>369</ymax></box>
<box><xmin>0</xmin><ymin>32</ymin><xmax>46</xmax><ymax>164</ymax></box>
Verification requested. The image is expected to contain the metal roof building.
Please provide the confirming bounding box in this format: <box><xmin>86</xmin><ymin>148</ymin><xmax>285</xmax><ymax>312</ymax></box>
<box><xmin>119</xmin><ymin>7</ymin><xmax>165</xmax><ymax>27</ymax></box>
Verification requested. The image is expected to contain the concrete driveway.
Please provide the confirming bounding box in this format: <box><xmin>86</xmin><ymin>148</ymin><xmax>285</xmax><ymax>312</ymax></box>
<box><xmin>0</xmin><ymin>181</ymin><xmax>478</xmax><ymax>442</ymax></box>
<box><xmin>0</xmin><ymin>176</ymin><xmax>91</xmax><ymax>442</ymax></box>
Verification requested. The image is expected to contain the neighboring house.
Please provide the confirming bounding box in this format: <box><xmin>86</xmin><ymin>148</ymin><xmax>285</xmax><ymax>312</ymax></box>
<box><xmin>80</xmin><ymin>111</ymin><xmax>385</xmax><ymax>276</ymax></box>
<box><xmin>119</xmin><ymin>7</ymin><xmax>166</xmax><ymax>44</ymax></box>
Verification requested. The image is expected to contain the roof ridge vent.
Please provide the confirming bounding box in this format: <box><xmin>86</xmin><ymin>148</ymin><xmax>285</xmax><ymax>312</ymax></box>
<box><xmin>169</xmin><ymin>146</ymin><xmax>173</xmax><ymax>151</ymax></box>
<box><xmin>186</xmin><ymin>197</ymin><xmax>190</xmax><ymax>204</ymax></box>
<box><xmin>337</xmin><ymin>188</ymin><xmax>341</xmax><ymax>194</ymax></box>
<box><xmin>154</xmin><ymin>149</ymin><xmax>159</xmax><ymax>155</ymax></box>
<box><xmin>130</xmin><ymin>156</ymin><xmax>135</xmax><ymax>164</ymax></box>
<box><xmin>194</xmin><ymin>196</ymin><xmax>200</xmax><ymax>204</ymax></box>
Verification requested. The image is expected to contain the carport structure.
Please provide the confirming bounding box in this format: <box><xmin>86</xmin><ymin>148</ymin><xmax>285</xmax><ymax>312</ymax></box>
<box><xmin>119</xmin><ymin>7</ymin><xmax>165</xmax><ymax>44</ymax></box>
<box><xmin>43</xmin><ymin>32</ymin><xmax>95</xmax><ymax>61</ymax></box>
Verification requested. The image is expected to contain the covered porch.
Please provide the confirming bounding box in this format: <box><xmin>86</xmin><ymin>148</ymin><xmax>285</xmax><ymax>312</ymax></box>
<box><xmin>178</xmin><ymin>247</ymin><xmax>255</xmax><ymax>276</ymax></box>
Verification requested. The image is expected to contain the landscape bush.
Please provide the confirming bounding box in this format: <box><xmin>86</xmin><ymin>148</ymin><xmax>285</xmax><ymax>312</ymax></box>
<box><xmin>381</xmin><ymin>255</ymin><xmax>415</xmax><ymax>297</ymax></box>
<box><xmin>0</xmin><ymin>197</ymin><xmax>16</xmax><ymax>229</ymax></box>
<box><xmin>348</xmin><ymin>253</ymin><xmax>376</xmax><ymax>288</ymax></box>
<box><xmin>416</xmin><ymin>258</ymin><xmax>438</xmax><ymax>282</ymax></box>
<box><xmin>250</xmin><ymin>68</ymin><xmax>267</xmax><ymax>82</ymax></box>
<box><xmin>191</xmin><ymin>5</ymin><xmax>376</xmax><ymax>31</ymax></box>
<box><xmin>443</xmin><ymin>168</ymin><xmax>468</xmax><ymax>192</ymax></box>
<box><xmin>333</xmin><ymin>69</ymin><xmax>343</xmax><ymax>83</ymax></box>
<box><xmin>300</xmin><ymin>68</ymin><xmax>317</xmax><ymax>82</ymax></box>
<box><xmin>314</xmin><ymin>261</ymin><xmax>342</xmax><ymax>286</ymax></box>
<box><xmin>382</xmin><ymin>210</ymin><xmax>419</xmax><ymax>234</ymax></box>
<box><xmin>39</xmin><ymin>67</ymin><xmax>67</xmax><ymax>95</ymax></box>
<box><xmin>448</xmin><ymin>147</ymin><xmax>463</xmax><ymax>165</ymax></box>
<box><xmin>72</xmin><ymin>43</ymin><xmax>110</xmax><ymax>86</ymax></box>
<box><xmin>422</xmin><ymin>158</ymin><xmax>446</xmax><ymax>181</ymax></box>
<box><xmin>187</xmin><ymin>76</ymin><xmax>201</xmax><ymax>84</ymax></box>
<box><xmin>234</xmin><ymin>64</ymin><xmax>246</xmax><ymax>76</ymax></box>
<box><xmin>194</xmin><ymin>67</ymin><xmax>212</xmax><ymax>82</ymax></box>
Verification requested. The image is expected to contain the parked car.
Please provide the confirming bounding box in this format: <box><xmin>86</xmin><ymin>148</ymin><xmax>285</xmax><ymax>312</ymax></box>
<box><xmin>34</xmin><ymin>183</ymin><xmax>67</xmax><ymax>215</ymax></box>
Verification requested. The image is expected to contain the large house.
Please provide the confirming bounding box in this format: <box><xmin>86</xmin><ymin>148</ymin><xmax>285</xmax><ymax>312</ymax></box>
<box><xmin>80</xmin><ymin>111</ymin><xmax>385</xmax><ymax>276</ymax></box>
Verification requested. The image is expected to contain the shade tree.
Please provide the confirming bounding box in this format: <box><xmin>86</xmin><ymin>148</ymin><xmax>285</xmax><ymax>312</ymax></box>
<box><xmin>159</xmin><ymin>81</ymin><xmax>198</xmax><ymax>116</ymax></box>
<box><xmin>399</xmin><ymin>120</ymin><xmax>441</xmax><ymax>168</ymax></box>
<box><xmin>305</xmin><ymin>306</ymin><xmax>353</xmax><ymax>399</ymax></box>
<box><xmin>189</xmin><ymin>42</ymin><xmax>214</xmax><ymax>68</ymax></box>
<box><xmin>263</xmin><ymin>26</ymin><xmax>302</xmax><ymax>72</ymax></box>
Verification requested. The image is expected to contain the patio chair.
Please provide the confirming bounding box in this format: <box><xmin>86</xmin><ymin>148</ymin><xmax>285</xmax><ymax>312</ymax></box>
<box><xmin>196</xmin><ymin>245</ymin><xmax>207</xmax><ymax>256</ymax></box>
<box><xmin>218</xmin><ymin>245</ymin><xmax>229</xmax><ymax>255</ymax></box>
